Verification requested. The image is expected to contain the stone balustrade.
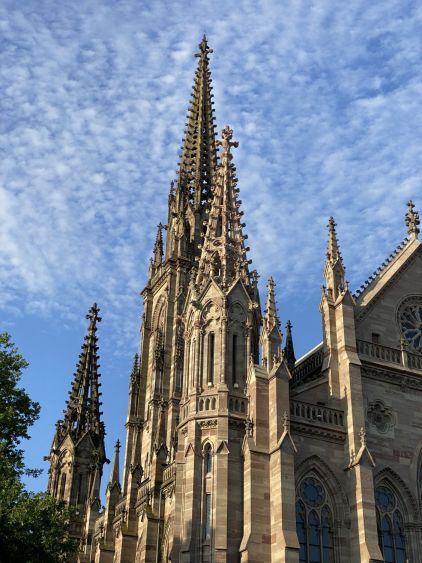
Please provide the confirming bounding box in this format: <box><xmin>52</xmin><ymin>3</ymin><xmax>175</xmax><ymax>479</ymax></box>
<box><xmin>162</xmin><ymin>462</ymin><xmax>176</xmax><ymax>484</ymax></box>
<box><xmin>290</xmin><ymin>399</ymin><xmax>344</xmax><ymax>427</ymax></box>
<box><xmin>357</xmin><ymin>339</ymin><xmax>422</xmax><ymax>371</ymax></box>
<box><xmin>291</xmin><ymin>346</ymin><xmax>324</xmax><ymax>387</ymax></box>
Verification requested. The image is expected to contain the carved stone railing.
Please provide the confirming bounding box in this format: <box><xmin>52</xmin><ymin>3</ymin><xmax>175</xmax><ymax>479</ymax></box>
<box><xmin>356</xmin><ymin>339</ymin><xmax>401</xmax><ymax>365</ymax></box>
<box><xmin>137</xmin><ymin>478</ymin><xmax>151</xmax><ymax>504</ymax></box>
<box><xmin>357</xmin><ymin>339</ymin><xmax>422</xmax><ymax>372</ymax></box>
<box><xmin>162</xmin><ymin>462</ymin><xmax>176</xmax><ymax>484</ymax></box>
<box><xmin>291</xmin><ymin>346</ymin><xmax>324</xmax><ymax>388</ymax></box>
<box><xmin>408</xmin><ymin>351</ymin><xmax>422</xmax><ymax>371</ymax></box>
<box><xmin>290</xmin><ymin>400</ymin><xmax>344</xmax><ymax>428</ymax></box>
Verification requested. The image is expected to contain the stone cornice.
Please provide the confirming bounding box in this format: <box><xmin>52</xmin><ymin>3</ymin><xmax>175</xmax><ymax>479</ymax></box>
<box><xmin>291</xmin><ymin>421</ymin><xmax>346</xmax><ymax>444</ymax></box>
<box><xmin>362</xmin><ymin>365</ymin><xmax>422</xmax><ymax>391</ymax></box>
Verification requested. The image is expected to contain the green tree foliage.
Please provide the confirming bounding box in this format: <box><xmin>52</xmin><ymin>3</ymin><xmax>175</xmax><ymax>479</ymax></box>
<box><xmin>0</xmin><ymin>333</ymin><xmax>77</xmax><ymax>562</ymax></box>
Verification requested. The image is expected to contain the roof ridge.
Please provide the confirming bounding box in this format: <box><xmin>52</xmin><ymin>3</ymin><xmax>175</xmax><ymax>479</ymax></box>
<box><xmin>353</xmin><ymin>236</ymin><xmax>409</xmax><ymax>299</ymax></box>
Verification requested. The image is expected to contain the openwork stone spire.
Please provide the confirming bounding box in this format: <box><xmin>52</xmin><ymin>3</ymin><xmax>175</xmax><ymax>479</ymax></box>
<box><xmin>60</xmin><ymin>303</ymin><xmax>104</xmax><ymax>442</ymax></box>
<box><xmin>196</xmin><ymin>126</ymin><xmax>251</xmax><ymax>290</ymax></box>
<box><xmin>178</xmin><ymin>35</ymin><xmax>218</xmax><ymax>211</ymax></box>
<box><xmin>263</xmin><ymin>277</ymin><xmax>280</xmax><ymax>334</ymax></box>
<box><xmin>405</xmin><ymin>200</ymin><xmax>420</xmax><ymax>239</ymax></box>
<box><xmin>324</xmin><ymin>217</ymin><xmax>346</xmax><ymax>299</ymax></box>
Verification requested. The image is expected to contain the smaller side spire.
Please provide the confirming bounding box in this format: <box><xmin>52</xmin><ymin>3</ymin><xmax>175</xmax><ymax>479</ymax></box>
<box><xmin>261</xmin><ymin>277</ymin><xmax>282</xmax><ymax>371</ymax></box>
<box><xmin>263</xmin><ymin>277</ymin><xmax>280</xmax><ymax>333</ymax></box>
<box><xmin>130</xmin><ymin>352</ymin><xmax>140</xmax><ymax>386</ymax></box>
<box><xmin>283</xmin><ymin>320</ymin><xmax>296</xmax><ymax>370</ymax></box>
<box><xmin>152</xmin><ymin>223</ymin><xmax>164</xmax><ymax>267</ymax></box>
<box><xmin>195</xmin><ymin>126</ymin><xmax>251</xmax><ymax>291</ymax></box>
<box><xmin>324</xmin><ymin>217</ymin><xmax>346</xmax><ymax>300</ymax></box>
<box><xmin>405</xmin><ymin>200</ymin><xmax>420</xmax><ymax>240</ymax></box>
<box><xmin>326</xmin><ymin>217</ymin><xmax>343</xmax><ymax>266</ymax></box>
<box><xmin>108</xmin><ymin>439</ymin><xmax>121</xmax><ymax>491</ymax></box>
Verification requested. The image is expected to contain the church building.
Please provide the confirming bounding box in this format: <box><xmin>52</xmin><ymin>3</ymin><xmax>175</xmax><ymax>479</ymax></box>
<box><xmin>47</xmin><ymin>36</ymin><xmax>422</xmax><ymax>563</ymax></box>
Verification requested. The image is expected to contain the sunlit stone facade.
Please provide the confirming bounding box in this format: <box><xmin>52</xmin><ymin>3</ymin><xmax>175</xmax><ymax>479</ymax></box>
<box><xmin>48</xmin><ymin>38</ymin><xmax>422</xmax><ymax>562</ymax></box>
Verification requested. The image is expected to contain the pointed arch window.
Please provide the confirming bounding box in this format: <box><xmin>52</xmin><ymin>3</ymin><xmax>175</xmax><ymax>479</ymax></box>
<box><xmin>295</xmin><ymin>476</ymin><xmax>335</xmax><ymax>563</ymax></box>
<box><xmin>375</xmin><ymin>484</ymin><xmax>407</xmax><ymax>563</ymax></box>
<box><xmin>207</xmin><ymin>333</ymin><xmax>215</xmax><ymax>385</ymax></box>
<box><xmin>202</xmin><ymin>443</ymin><xmax>213</xmax><ymax>545</ymax></box>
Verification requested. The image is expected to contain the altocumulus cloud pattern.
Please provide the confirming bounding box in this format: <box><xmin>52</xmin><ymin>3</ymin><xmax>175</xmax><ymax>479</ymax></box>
<box><xmin>0</xmin><ymin>0</ymin><xmax>421</xmax><ymax>490</ymax></box>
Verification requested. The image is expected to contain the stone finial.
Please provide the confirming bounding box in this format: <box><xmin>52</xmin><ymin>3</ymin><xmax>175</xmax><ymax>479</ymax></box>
<box><xmin>195</xmin><ymin>34</ymin><xmax>213</xmax><ymax>57</ymax></box>
<box><xmin>405</xmin><ymin>200</ymin><xmax>420</xmax><ymax>239</ymax></box>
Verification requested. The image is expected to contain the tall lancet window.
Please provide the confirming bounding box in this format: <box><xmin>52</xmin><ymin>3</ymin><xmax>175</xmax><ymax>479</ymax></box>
<box><xmin>375</xmin><ymin>484</ymin><xmax>407</xmax><ymax>563</ymax></box>
<box><xmin>295</xmin><ymin>476</ymin><xmax>335</xmax><ymax>562</ymax></box>
<box><xmin>208</xmin><ymin>333</ymin><xmax>215</xmax><ymax>385</ymax></box>
<box><xmin>202</xmin><ymin>443</ymin><xmax>213</xmax><ymax>548</ymax></box>
<box><xmin>232</xmin><ymin>334</ymin><xmax>238</xmax><ymax>386</ymax></box>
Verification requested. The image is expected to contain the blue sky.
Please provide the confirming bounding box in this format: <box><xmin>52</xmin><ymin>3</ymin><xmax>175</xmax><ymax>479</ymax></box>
<box><xmin>1</xmin><ymin>0</ymin><xmax>421</xmax><ymax>495</ymax></box>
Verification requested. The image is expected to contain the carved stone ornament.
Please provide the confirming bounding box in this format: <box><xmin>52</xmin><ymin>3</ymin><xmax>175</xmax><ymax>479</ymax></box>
<box><xmin>367</xmin><ymin>399</ymin><xmax>395</xmax><ymax>433</ymax></box>
<box><xmin>199</xmin><ymin>419</ymin><xmax>218</xmax><ymax>428</ymax></box>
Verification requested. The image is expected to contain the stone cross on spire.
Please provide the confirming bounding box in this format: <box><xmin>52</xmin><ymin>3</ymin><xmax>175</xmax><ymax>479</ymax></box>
<box><xmin>195</xmin><ymin>126</ymin><xmax>251</xmax><ymax>291</ymax></box>
<box><xmin>405</xmin><ymin>200</ymin><xmax>420</xmax><ymax>239</ymax></box>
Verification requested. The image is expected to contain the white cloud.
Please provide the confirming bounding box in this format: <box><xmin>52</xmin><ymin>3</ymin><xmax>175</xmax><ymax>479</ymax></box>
<box><xmin>1</xmin><ymin>0</ymin><xmax>422</xmax><ymax>489</ymax></box>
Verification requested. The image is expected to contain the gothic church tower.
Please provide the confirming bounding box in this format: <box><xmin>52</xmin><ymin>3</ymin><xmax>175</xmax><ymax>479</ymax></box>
<box><xmin>48</xmin><ymin>36</ymin><xmax>422</xmax><ymax>563</ymax></box>
<box><xmin>47</xmin><ymin>303</ymin><xmax>107</xmax><ymax>558</ymax></box>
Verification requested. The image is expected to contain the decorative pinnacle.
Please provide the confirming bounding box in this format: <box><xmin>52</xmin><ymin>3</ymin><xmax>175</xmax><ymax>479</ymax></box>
<box><xmin>153</xmin><ymin>223</ymin><xmax>164</xmax><ymax>267</ymax></box>
<box><xmin>405</xmin><ymin>200</ymin><xmax>420</xmax><ymax>238</ymax></box>
<box><xmin>284</xmin><ymin>320</ymin><xmax>296</xmax><ymax>369</ymax></box>
<box><xmin>264</xmin><ymin>277</ymin><xmax>279</xmax><ymax>329</ymax></box>
<box><xmin>108</xmin><ymin>438</ymin><xmax>121</xmax><ymax>489</ymax></box>
<box><xmin>326</xmin><ymin>217</ymin><xmax>342</xmax><ymax>265</ymax></box>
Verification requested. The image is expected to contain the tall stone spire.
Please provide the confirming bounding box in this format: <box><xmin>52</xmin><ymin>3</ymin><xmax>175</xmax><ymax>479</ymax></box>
<box><xmin>178</xmin><ymin>34</ymin><xmax>218</xmax><ymax>211</ymax></box>
<box><xmin>405</xmin><ymin>200</ymin><xmax>420</xmax><ymax>240</ymax></box>
<box><xmin>324</xmin><ymin>217</ymin><xmax>346</xmax><ymax>300</ymax></box>
<box><xmin>283</xmin><ymin>320</ymin><xmax>296</xmax><ymax>370</ymax></box>
<box><xmin>196</xmin><ymin>125</ymin><xmax>251</xmax><ymax>290</ymax></box>
<box><xmin>61</xmin><ymin>303</ymin><xmax>104</xmax><ymax>441</ymax></box>
<box><xmin>47</xmin><ymin>304</ymin><xmax>106</xmax><ymax>551</ymax></box>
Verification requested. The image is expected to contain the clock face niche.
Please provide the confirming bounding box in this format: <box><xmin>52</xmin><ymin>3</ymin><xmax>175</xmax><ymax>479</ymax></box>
<box><xmin>398</xmin><ymin>298</ymin><xmax>422</xmax><ymax>352</ymax></box>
